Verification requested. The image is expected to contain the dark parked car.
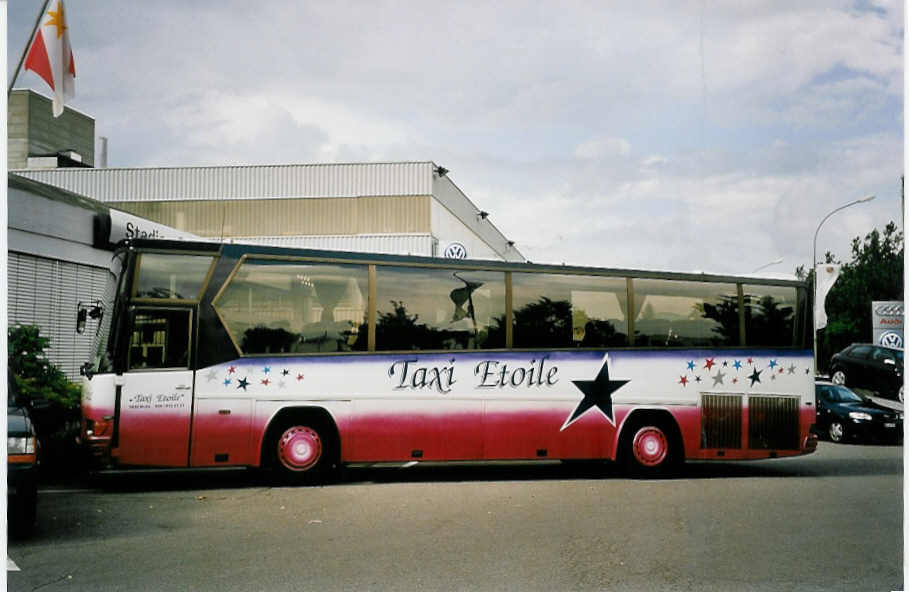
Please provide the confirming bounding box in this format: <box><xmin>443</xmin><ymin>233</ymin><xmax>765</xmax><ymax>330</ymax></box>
<box><xmin>814</xmin><ymin>381</ymin><xmax>902</xmax><ymax>443</ymax></box>
<box><xmin>7</xmin><ymin>373</ymin><xmax>41</xmax><ymax>536</ymax></box>
<box><xmin>829</xmin><ymin>343</ymin><xmax>903</xmax><ymax>402</ymax></box>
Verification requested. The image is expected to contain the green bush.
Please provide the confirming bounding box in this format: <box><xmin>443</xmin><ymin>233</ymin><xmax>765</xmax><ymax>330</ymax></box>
<box><xmin>8</xmin><ymin>324</ymin><xmax>83</xmax><ymax>480</ymax></box>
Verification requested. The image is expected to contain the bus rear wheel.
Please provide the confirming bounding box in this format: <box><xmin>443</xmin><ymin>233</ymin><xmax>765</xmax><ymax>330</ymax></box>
<box><xmin>267</xmin><ymin>417</ymin><xmax>335</xmax><ymax>485</ymax></box>
<box><xmin>620</xmin><ymin>417</ymin><xmax>682</xmax><ymax>478</ymax></box>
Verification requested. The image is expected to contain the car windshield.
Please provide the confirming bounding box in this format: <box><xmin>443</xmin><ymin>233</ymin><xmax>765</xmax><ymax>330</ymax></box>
<box><xmin>819</xmin><ymin>384</ymin><xmax>864</xmax><ymax>403</ymax></box>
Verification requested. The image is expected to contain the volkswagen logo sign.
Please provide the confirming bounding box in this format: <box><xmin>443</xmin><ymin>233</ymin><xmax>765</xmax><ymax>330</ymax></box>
<box><xmin>443</xmin><ymin>242</ymin><xmax>468</xmax><ymax>259</ymax></box>
<box><xmin>879</xmin><ymin>331</ymin><xmax>903</xmax><ymax>348</ymax></box>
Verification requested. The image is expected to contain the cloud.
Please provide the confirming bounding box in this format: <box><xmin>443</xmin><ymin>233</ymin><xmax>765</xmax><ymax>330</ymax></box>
<box><xmin>6</xmin><ymin>1</ymin><xmax>902</xmax><ymax>273</ymax></box>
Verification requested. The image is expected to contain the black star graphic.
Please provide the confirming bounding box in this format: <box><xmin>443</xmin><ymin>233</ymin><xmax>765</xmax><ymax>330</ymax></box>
<box><xmin>282</xmin><ymin>369</ymin><xmax>290</xmax><ymax>376</ymax></box>
<box><xmin>748</xmin><ymin>368</ymin><xmax>762</xmax><ymax>387</ymax></box>
<box><xmin>562</xmin><ymin>358</ymin><xmax>629</xmax><ymax>430</ymax></box>
<box><xmin>237</xmin><ymin>377</ymin><xmax>249</xmax><ymax>391</ymax></box>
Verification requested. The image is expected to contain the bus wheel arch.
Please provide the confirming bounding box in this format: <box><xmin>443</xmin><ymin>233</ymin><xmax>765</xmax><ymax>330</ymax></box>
<box><xmin>617</xmin><ymin>409</ymin><xmax>684</xmax><ymax>478</ymax></box>
<box><xmin>261</xmin><ymin>407</ymin><xmax>340</xmax><ymax>484</ymax></box>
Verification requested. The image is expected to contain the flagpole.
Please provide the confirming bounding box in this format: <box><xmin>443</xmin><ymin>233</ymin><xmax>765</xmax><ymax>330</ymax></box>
<box><xmin>7</xmin><ymin>0</ymin><xmax>51</xmax><ymax>97</ymax></box>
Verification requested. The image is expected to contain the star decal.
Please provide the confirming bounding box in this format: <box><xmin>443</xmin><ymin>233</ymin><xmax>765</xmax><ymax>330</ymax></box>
<box><xmin>733</xmin><ymin>360</ymin><xmax>742</xmax><ymax>371</ymax></box>
<box><xmin>297</xmin><ymin>373</ymin><xmax>304</xmax><ymax>381</ymax></box>
<box><xmin>223</xmin><ymin>378</ymin><xmax>231</xmax><ymax>387</ymax></box>
<box><xmin>282</xmin><ymin>369</ymin><xmax>290</xmax><ymax>376</ymax></box>
<box><xmin>263</xmin><ymin>366</ymin><xmax>271</xmax><ymax>374</ymax></box>
<box><xmin>686</xmin><ymin>361</ymin><xmax>696</xmax><ymax>371</ymax></box>
<box><xmin>722</xmin><ymin>361</ymin><xmax>728</xmax><ymax>367</ymax></box>
<box><xmin>205</xmin><ymin>369</ymin><xmax>219</xmax><ymax>382</ymax></box>
<box><xmin>704</xmin><ymin>358</ymin><xmax>716</xmax><ymax>371</ymax></box>
<box><xmin>787</xmin><ymin>364</ymin><xmax>796</xmax><ymax>375</ymax></box>
<box><xmin>748</xmin><ymin>368</ymin><xmax>762</xmax><ymax>387</ymax></box>
<box><xmin>679</xmin><ymin>376</ymin><xmax>689</xmax><ymax>387</ymax></box>
<box><xmin>237</xmin><ymin>377</ymin><xmax>249</xmax><ymax>391</ymax></box>
<box><xmin>747</xmin><ymin>358</ymin><xmax>754</xmax><ymax>365</ymax></box>
<box><xmin>712</xmin><ymin>371</ymin><xmax>725</xmax><ymax>386</ymax></box>
<box><xmin>695</xmin><ymin>375</ymin><xmax>702</xmax><ymax>383</ymax></box>
<box><xmin>769</xmin><ymin>359</ymin><xmax>778</xmax><ymax>369</ymax></box>
<box><xmin>228</xmin><ymin>366</ymin><xmax>237</xmax><ymax>374</ymax></box>
<box><xmin>561</xmin><ymin>357</ymin><xmax>629</xmax><ymax>430</ymax></box>
<box><xmin>261</xmin><ymin>378</ymin><xmax>270</xmax><ymax>386</ymax></box>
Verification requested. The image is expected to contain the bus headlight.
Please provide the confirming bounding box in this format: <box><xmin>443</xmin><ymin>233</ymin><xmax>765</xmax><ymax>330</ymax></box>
<box><xmin>848</xmin><ymin>411</ymin><xmax>872</xmax><ymax>422</ymax></box>
<box><xmin>8</xmin><ymin>436</ymin><xmax>36</xmax><ymax>454</ymax></box>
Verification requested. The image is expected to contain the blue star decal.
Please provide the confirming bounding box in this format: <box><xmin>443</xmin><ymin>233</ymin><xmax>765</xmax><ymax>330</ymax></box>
<box><xmin>237</xmin><ymin>377</ymin><xmax>250</xmax><ymax>391</ymax></box>
<box><xmin>561</xmin><ymin>357</ymin><xmax>629</xmax><ymax>430</ymax></box>
<box><xmin>686</xmin><ymin>360</ymin><xmax>696</xmax><ymax>371</ymax></box>
<box><xmin>263</xmin><ymin>366</ymin><xmax>271</xmax><ymax>374</ymax></box>
<box><xmin>733</xmin><ymin>360</ymin><xmax>742</xmax><ymax>370</ymax></box>
<box><xmin>768</xmin><ymin>359</ymin><xmax>778</xmax><ymax>369</ymax></box>
<box><xmin>223</xmin><ymin>378</ymin><xmax>231</xmax><ymax>387</ymax></box>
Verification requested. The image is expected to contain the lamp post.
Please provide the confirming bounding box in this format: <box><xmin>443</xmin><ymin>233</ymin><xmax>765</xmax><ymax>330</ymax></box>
<box><xmin>812</xmin><ymin>195</ymin><xmax>875</xmax><ymax>374</ymax></box>
<box><xmin>751</xmin><ymin>258</ymin><xmax>783</xmax><ymax>273</ymax></box>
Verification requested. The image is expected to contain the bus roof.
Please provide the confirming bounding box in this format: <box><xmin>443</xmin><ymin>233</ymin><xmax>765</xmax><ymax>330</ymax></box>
<box><xmin>117</xmin><ymin>237</ymin><xmax>807</xmax><ymax>288</ymax></box>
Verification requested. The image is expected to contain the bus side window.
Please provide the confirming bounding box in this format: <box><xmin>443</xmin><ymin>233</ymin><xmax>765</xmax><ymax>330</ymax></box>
<box><xmin>128</xmin><ymin>309</ymin><xmax>192</xmax><ymax>370</ymax></box>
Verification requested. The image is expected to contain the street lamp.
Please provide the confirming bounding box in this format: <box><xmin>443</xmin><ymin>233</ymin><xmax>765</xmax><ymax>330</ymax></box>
<box><xmin>812</xmin><ymin>195</ymin><xmax>875</xmax><ymax>374</ymax></box>
<box><xmin>751</xmin><ymin>258</ymin><xmax>783</xmax><ymax>273</ymax></box>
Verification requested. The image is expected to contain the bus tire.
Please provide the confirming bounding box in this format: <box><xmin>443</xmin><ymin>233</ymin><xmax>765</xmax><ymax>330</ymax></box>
<box><xmin>265</xmin><ymin>412</ymin><xmax>337</xmax><ymax>485</ymax></box>
<box><xmin>619</xmin><ymin>413</ymin><xmax>683</xmax><ymax>478</ymax></box>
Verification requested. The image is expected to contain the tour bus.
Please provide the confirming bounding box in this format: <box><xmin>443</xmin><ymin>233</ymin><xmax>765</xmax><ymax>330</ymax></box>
<box><xmin>79</xmin><ymin>238</ymin><xmax>816</xmax><ymax>482</ymax></box>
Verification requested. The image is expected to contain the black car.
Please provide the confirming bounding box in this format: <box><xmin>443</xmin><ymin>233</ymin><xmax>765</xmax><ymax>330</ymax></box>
<box><xmin>814</xmin><ymin>381</ymin><xmax>902</xmax><ymax>443</ymax></box>
<box><xmin>829</xmin><ymin>343</ymin><xmax>903</xmax><ymax>402</ymax></box>
<box><xmin>7</xmin><ymin>373</ymin><xmax>40</xmax><ymax>536</ymax></box>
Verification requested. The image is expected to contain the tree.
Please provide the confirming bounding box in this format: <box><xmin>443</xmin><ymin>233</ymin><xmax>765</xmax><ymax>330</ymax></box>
<box><xmin>804</xmin><ymin>222</ymin><xmax>904</xmax><ymax>371</ymax></box>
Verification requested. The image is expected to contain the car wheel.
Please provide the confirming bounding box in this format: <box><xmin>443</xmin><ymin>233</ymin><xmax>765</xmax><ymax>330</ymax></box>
<box><xmin>831</xmin><ymin>369</ymin><xmax>846</xmax><ymax>386</ymax></box>
<box><xmin>828</xmin><ymin>420</ymin><xmax>846</xmax><ymax>443</ymax></box>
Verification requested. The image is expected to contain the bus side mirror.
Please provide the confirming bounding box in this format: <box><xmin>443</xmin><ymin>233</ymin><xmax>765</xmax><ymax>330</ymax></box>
<box><xmin>76</xmin><ymin>301</ymin><xmax>104</xmax><ymax>334</ymax></box>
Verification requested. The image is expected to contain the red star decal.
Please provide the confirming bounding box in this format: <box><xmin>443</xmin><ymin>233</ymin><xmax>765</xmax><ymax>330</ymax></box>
<box><xmin>747</xmin><ymin>358</ymin><xmax>754</xmax><ymax>365</ymax></box>
<box><xmin>228</xmin><ymin>366</ymin><xmax>237</xmax><ymax>374</ymax></box>
<box><xmin>679</xmin><ymin>376</ymin><xmax>688</xmax><ymax>387</ymax></box>
<box><xmin>261</xmin><ymin>378</ymin><xmax>270</xmax><ymax>386</ymax></box>
<box><xmin>704</xmin><ymin>358</ymin><xmax>716</xmax><ymax>371</ymax></box>
<box><xmin>732</xmin><ymin>377</ymin><xmax>738</xmax><ymax>384</ymax></box>
<box><xmin>297</xmin><ymin>373</ymin><xmax>304</xmax><ymax>381</ymax></box>
<box><xmin>778</xmin><ymin>368</ymin><xmax>784</xmax><ymax>374</ymax></box>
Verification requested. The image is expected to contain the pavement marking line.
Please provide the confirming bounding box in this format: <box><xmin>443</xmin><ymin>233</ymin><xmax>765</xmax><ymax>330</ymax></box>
<box><xmin>8</xmin><ymin>557</ymin><xmax>20</xmax><ymax>571</ymax></box>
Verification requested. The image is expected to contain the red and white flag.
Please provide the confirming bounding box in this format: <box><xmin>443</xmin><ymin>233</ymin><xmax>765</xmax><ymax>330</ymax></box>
<box><xmin>24</xmin><ymin>0</ymin><xmax>76</xmax><ymax>118</ymax></box>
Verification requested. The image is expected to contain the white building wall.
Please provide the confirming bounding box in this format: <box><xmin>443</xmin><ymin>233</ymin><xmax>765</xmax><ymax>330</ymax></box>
<box><xmin>13</xmin><ymin>162</ymin><xmax>435</xmax><ymax>201</ymax></box>
<box><xmin>234</xmin><ymin>234</ymin><xmax>437</xmax><ymax>257</ymax></box>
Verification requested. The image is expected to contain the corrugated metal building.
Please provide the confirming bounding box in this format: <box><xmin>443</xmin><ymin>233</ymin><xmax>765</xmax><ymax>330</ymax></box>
<box><xmin>14</xmin><ymin>162</ymin><xmax>524</xmax><ymax>262</ymax></box>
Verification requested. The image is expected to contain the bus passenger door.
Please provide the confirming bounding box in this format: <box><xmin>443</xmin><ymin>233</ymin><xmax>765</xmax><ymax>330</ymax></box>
<box><xmin>114</xmin><ymin>308</ymin><xmax>195</xmax><ymax>467</ymax></box>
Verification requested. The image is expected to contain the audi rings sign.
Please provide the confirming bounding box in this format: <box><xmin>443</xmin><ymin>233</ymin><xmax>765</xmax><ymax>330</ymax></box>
<box><xmin>872</xmin><ymin>301</ymin><xmax>904</xmax><ymax>349</ymax></box>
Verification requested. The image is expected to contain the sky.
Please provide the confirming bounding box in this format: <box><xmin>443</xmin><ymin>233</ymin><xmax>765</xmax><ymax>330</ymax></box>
<box><xmin>7</xmin><ymin>1</ymin><xmax>904</xmax><ymax>275</ymax></box>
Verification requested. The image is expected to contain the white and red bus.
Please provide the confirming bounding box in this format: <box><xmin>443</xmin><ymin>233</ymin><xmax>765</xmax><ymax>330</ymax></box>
<box><xmin>79</xmin><ymin>239</ymin><xmax>817</xmax><ymax>481</ymax></box>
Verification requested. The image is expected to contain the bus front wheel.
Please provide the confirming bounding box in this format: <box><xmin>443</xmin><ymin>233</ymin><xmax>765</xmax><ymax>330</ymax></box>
<box><xmin>267</xmin><ymin>417</ymin><xmax>335</xmax><ymax>485</ymax></box>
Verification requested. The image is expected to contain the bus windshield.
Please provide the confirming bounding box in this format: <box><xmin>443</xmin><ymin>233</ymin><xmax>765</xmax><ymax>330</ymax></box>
<box><xmin>90</xmin><ymin>251</ymin><xmax>127</xmax><ymax>374</ymax></box>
